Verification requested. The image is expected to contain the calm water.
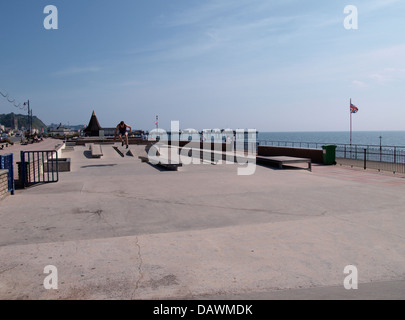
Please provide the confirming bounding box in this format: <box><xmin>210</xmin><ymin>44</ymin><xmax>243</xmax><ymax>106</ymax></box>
<box><xmin>258</xmin><ymin>131</ymin><xmax>405</xmax><ymax>147</ymax></box>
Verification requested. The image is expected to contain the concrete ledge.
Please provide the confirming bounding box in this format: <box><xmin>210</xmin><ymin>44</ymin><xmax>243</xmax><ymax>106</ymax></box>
<box><xmin>76</xmin><ymin>138</ymin><xmax>147</xmax><ymax>146</ymax></box>
<box><xmin>62</xmin><ymin>146</ymin><xmax>75</xmax><ymax>153</ymax></box>
<box><xmin>90</xmin><ymin>144</ymin><xmax>103</xmax><ymax>158</ymax></box>
<box><xmin>258</xmin><ymin>146</ymin><xmax>323</xmax><ymax>164</ymax></box>
<box><xmin>138</xmin><ymin>155</ymin><xmax>183</xmax><ymax>171</ymax></box>
<box><xmin>44</xmin><ymin>158</ymin><xmax>71</xmax><ymax>172</ymax></box>
<box><xmin>257</xmin><ymin>155</ymin><xmax>312</xmax><ymax>171</ymax></box>
<box><xmin>55</xmin><ymin>143</ymin><xmax>65</xmax><ymax>159</ymax></box>
<box><xmin>172</xmin><ymin>145</ymin><xmax>254</xmax><ymax>164</ymax></box>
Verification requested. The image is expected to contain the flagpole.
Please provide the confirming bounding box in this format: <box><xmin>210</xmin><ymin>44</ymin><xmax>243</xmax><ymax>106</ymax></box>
<box><xmin>349</xmin><ymin>98</ymin><xmax>353</xmax><ymax>150</ymax></box>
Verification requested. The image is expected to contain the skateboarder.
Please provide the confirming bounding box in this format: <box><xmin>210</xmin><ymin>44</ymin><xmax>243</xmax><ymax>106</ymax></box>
<box><xmin>114</xmin><ymin>121</ymin><xmax>132</xmax><ymax>149</ymax></box>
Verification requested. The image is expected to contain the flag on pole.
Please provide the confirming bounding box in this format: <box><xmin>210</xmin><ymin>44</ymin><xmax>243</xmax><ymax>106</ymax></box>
<box><xmin>350</xmin><ymin>103</ymin><xmax>359</xmax><ymax>114</ymax></box>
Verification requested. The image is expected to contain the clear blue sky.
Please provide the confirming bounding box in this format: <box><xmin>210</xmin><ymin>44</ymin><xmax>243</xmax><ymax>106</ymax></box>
<box><xmin>1</xmin><ymin>0</ymin><xmax>404</xmax><ymax>132</ymax></box>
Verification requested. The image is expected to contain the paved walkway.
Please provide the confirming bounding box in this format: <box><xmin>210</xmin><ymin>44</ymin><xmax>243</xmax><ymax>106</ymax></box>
<box><xmin>0</xmin><ymin>138</ymin><xmax>64</xmax><ymax>179</ymax></box>
<box><xmin>0</xmin><ymin>143</ymin><xmax>405</xmax><ymax>299</ymax></box>
<box><xmin>0</xmin><ymin>138</ymin><xmax>62</xmax><ymax>156</ymax></box>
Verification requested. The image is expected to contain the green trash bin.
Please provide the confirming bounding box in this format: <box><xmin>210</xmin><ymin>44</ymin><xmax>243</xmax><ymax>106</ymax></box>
<box><xmin>322</xmin><ymin>145</ymin><xmax>337</xmax><ymax>165</ymax></box>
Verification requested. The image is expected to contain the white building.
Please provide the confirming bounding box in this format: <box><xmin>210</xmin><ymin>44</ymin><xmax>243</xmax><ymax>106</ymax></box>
<box><xmin>47</xmin><ymin>124</ymin><xmax>73</xmax><ymax>136</ymax></box>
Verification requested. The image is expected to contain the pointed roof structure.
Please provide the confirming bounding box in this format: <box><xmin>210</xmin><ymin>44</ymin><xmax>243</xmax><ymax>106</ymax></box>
<box><xmin>84</xmin><ymin>110</ymin><xmax>102</xmax><ymax>137</ymax></box>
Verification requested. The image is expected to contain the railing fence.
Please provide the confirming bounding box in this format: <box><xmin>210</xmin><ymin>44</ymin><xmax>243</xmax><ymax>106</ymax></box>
<box><xmin>258</xmin><ymin>140</ymin><xmax>405</xmax><ymax>174</ymax></box>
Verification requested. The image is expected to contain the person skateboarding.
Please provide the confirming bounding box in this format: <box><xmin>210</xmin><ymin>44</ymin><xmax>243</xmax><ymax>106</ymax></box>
<box><xmin>114</xmin><ymin>121</ymin><xmax>132</xmax><ymax>149</ymax></box>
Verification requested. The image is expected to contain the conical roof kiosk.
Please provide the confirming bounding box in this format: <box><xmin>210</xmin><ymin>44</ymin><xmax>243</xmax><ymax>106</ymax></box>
<box><xmin>83</xmin><ymin>110</ymin><xmax>102</xmax><ymax>137</ymax></box>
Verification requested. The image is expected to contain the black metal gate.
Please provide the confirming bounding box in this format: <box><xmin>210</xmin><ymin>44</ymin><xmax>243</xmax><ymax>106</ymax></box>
<box><xmin>20</xmin><ymin>150</ymin><xmax>59</xmax><ymax>187</ymax></box>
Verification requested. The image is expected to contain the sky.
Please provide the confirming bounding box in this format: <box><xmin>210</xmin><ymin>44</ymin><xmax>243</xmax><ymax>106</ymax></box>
<box><xmin>1</xmin><ymin>0</ymin><xmax>405</xmax><ymax>132</ymax></box>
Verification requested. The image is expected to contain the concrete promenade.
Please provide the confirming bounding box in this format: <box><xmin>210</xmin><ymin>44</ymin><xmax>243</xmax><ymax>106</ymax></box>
<box><xmin>1</xmin><ymin>141</ymin><xmax>405</xmax><ymax>299</ymax></box>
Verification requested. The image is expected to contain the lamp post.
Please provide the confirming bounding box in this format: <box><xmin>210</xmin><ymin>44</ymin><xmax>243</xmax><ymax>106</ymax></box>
<box><xmin>30</xmin><ymin>108</ymin><xmax>33</xmax><ymax>135</ymax></box>
<box><xmin>23</xmin><ymin>100</ymin><xmax>31</xmax><ymax>135</ymax></box>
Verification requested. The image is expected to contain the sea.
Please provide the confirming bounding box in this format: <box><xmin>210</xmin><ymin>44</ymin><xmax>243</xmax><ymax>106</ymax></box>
<box><xmin>258</xmin><ymin>131</ymin><xmax>405</xmax><ymax>148</ymax></box>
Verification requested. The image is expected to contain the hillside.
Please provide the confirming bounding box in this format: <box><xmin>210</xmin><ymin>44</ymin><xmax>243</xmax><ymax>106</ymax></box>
<box><xmin>0</xmin><ymin>113</ymin><xmax>47</xmax><ymax>130</ymax></box>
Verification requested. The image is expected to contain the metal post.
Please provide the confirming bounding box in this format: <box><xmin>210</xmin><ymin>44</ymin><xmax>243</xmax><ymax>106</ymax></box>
<box><xmin>379</xmin><ymin>136</ymin><xmax>382</xmax><ymax>162</ymax></box>
<box><xmin>350</xmin><ymin>98</ymin><xmax>353</xmax><ymax>146</ymax></box>
<box><xmin>27</xmin><ymin>101</ymin><xmax>30</xmax><ymax>135</ymax></box>
<box><xmin>31</xmin><ymin>109</ymin><xmax>33</xmax><ymax>135</ymax></box>
<box><xmin>20</xmin><ymin>151</ymin><xmax>26</xmax><ymax>188</ymax></box>
<box><xmin>394</xmin><ymin>147</ymin><xmax>397</xmax><ymax>164</ymax></box>
<box><xmin>10</xmin><ymin>154</ymin><xmax>14</xmax><ymax>195</ymax></box>
<box><xmin>364</xmin><ymin>149</ymin><xmax>367</xmax><ymax>170</ymax></box>
<box><xmin>55</xmin><ymin>151</ymin><xmax>59</xmax><ymax>182</ymax></box>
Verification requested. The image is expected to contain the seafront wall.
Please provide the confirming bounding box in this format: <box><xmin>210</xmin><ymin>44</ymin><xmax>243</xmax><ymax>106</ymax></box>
<box><xmin>0</xmin><ymin>169</ymin><xmax>9</xmax><ymax>199</ymax></box>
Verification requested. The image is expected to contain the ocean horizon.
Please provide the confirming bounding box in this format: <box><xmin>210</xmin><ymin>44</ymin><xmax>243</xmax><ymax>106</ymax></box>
<box><xmin>258</xmin><ymin>131</ymin><xmax>405</xmax><ymax>147</ymax></box>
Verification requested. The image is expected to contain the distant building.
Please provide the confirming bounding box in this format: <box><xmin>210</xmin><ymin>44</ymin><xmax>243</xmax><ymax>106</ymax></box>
<box><xmin>48</xmin><ymin>123</ymin><xmax>73</xmax><ymax>136</ymax></box>
<box><xmin>101</xmin><ymin>128</ymin><xmax>116</xmax><ymax>137</ymax></box>
<box><xmin>102</xmin><ymin>127</ymin><xmax>145</xmax><ymax>138</ymax></box>
<box><xmin>83</xmin><ymin>111</ymin><xmax>102</xmax><ymax>137</ymax></box>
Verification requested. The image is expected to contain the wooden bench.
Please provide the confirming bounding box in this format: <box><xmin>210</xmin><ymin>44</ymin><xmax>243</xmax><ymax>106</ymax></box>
<box><xmin>138</xmin><ymin>155</ymin><xmax>182</xmax><ymax>171</ymax></box>
<box><xmin>90</xmin><ymin>144</ymin><xmax>103</xmax><ymax>158</ymax></box>
<box><xmin>256</xmin><ymin>156</ymin><xmax>312</xmax><ymax>172</ymax></box>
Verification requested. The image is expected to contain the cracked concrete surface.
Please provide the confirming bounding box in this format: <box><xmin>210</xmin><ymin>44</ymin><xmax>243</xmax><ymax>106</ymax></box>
<box><xmin>131</xmin><ymin>236</ymin><xmax>144</xmax><ymax>300</ymax></box>
<box><xmin>1</xmin><ymin>143</ymin><xmax>405</xmax><ymax>299</ymax></box>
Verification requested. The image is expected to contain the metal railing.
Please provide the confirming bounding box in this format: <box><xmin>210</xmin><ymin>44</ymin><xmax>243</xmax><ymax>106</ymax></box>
<box><xmin>336</xmin><ymin>145</ymin><xmax>405</xmax><ymax>174</ymax></box>
<box><xmin>20</xmin><ymin>150</ymin><xmax>59</xmax><ymax>187</ymax></box>
<box><xmin>258</xmin><ymin>140</ymin><xmax>405</xmax><ymax>174</ymax></box>
<box><xmin>258</xmin><ymin>140</ymin><xmax>331</xmax><ymax>149</ymax></box>
<box><xmin>0</xmin><ymin>153</ymin><xmax>15</xmax><ymax>195</ymax></box>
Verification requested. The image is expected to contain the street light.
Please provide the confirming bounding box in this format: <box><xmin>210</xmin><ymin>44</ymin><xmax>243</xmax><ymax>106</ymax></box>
<box><xmin>23</xmin><ymin>100</ymin><xmax>30</xmax><ymax>135</ymax></box>
<box><xmin>23</xmin><ymin>100</ymin><xmax>33</xmax><ymax>135</ymax></box>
